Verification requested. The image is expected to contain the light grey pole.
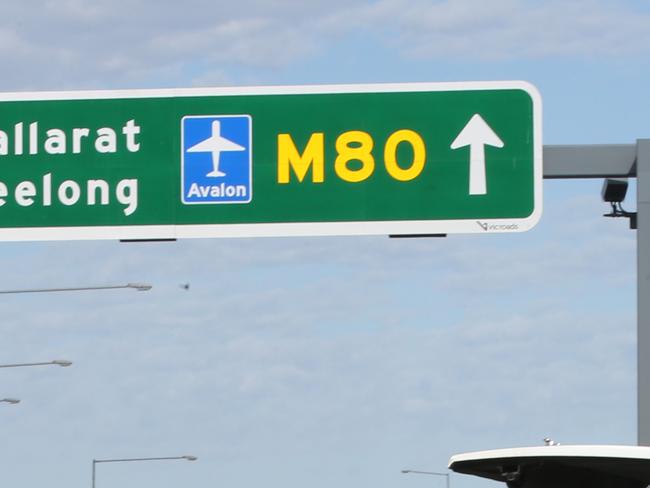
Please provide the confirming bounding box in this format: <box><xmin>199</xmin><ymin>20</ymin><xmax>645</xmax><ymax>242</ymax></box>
<box><xmin>542</xmin><ymin>144</ymin><xmax>636</xmax><ymax>178</ymax></box>
<box><xmin>0</xmin><ymin>360</ymin><xmax>72</xmax><ymax>369</ymax></box>
<box><xmin>637</xmin><ymin>139</ymin><xmax>650</xmax><ymax>445</ymax></box>
<box><xmin>0</xmin><ymin>283</ymin><xmax>151</xmax><ymax>294</ymax></box>
<box><xmin>91</xmin><ymin>455</ymin><xmax>197</xmax><ymax>488</ymax></box>
<box><xmin>402</xmin><ymin>469</ymin><xmax>450</xmax><ymax>488</ymax></box>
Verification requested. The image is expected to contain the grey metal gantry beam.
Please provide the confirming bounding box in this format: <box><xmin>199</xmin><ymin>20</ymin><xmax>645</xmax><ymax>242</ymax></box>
<box><xmin>543</xmin><ymin>144</ymin><xmax>637</xmax><ymax>179</ymax></box>
<box><xmin>542</xmin><ymin>141</ymin><xmax>649</xmax><ymax>445</ymax></box>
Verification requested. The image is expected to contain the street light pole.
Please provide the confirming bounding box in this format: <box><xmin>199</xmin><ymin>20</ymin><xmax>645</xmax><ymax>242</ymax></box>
<box><xmin>402</xmin><ymin>469</ymin><xmax>450</xmax><ymax>488</ymax></box>
<box><xmin>0</xmin><ymin>359</ymin><xmax>71</xmax><ymax>404</ymax></box>
<box><xmin>91</xmin><ymin>455</ymin><xmax>197</xmax><ymax>488</ymax></box>
<box><xmin>0</xmin><ymin>360</ymin><xmax>72</xmax><ymax>369</ymax></box>
<box><xmin>0</xmin><ymin>283</ymin><xmax>151</xmax><ymax>294</ymax></box>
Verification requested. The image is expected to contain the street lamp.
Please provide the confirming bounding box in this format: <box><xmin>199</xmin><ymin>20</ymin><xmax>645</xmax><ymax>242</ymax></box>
<box><xmin>92</xmin><ymin>455</ymin><xmax>197</xmax><ymax>488</ymax></box>
<box><xmin>402</xmin><ymin>469</ymin><xmax>451</xmax><ymax>488</ymax></box>
<box><xmin>0</xmin><ymin>283</ymin><xmax>152</xmax><ymax>294</ymax></box>
<box><xmin>0</xmin><ymin>360</ymin><xmax>73</xmax><ymax>369</ymax></box>
<box><xmin>0</xmin><ymin>360</ymin><xmax>71</xmax><ymax>404</ymax></box>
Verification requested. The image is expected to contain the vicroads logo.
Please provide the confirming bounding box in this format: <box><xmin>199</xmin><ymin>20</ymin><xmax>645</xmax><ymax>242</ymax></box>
<box><xmin>181</xmin><ymin>115</ymin><xmax>252</xmax><ymax>204</ymax></box>
<box><xmin>476</xmin><ymin>221</ymin><xmax>520</xmax><ymax>232</ymax></box>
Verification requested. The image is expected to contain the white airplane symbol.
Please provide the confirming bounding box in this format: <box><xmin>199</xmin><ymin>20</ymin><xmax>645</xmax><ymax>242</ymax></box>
<box><xmin>186</xmin><ymin>120</ymin><xmax>245</xmax><ymax>177</ymax></box>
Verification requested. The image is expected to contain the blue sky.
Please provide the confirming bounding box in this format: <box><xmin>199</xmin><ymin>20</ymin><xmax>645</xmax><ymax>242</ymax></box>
<box><xmin>0</xmin><ymin>1</ymin><xmax>647</xmax><ymax>488</ymax></box>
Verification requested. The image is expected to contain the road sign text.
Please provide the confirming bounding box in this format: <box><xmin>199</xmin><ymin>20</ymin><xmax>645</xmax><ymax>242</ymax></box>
<box><xmin>277</xmin><ymin>129</ymin><xmax>427</xmax><ymax>184</ymax></box>
<box><xmin>0</xmin><ymin>119</ymin><xmax>141</xmax><ymax>156</ymax></box>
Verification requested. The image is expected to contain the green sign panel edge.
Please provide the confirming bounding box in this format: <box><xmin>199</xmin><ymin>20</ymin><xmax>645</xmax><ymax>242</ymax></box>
<box><xmin>0</xmin><ymin>81</ymin><xmax>542</xmax><ymax>241</ymax></box>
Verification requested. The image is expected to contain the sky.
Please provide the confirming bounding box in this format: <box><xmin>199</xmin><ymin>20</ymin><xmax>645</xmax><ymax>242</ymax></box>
<box><xmin>0</xmin><ymin>1</ymin><xmax>648</xmax><ymax>488</ymax></box>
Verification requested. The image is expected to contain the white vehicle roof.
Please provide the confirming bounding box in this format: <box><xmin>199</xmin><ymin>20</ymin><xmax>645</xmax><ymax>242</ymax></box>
<box><xmin>449</xmin><ymin>445</ymin><xmax>650</xmax><ymax>488</ymax></box>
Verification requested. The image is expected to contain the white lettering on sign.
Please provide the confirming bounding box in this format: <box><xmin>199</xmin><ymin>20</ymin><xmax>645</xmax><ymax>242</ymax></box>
<box><xmin>0</xmin><ymin>119</ymin><xmax>141</xmax><ymax>156</ymax></box>
<box><xmin>0</xmin><ymin>173</ymin><xmax>138</xmax><ymax>216</ymax></box>
<box><xmin>186</xmin><ymin>182</ymin><xmax>248</xmax><ymax>199</ymax></box>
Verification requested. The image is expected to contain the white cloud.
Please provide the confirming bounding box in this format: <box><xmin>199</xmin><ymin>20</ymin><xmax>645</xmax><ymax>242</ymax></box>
<box><xmin>338</xmin><ymin>0</ymin><xmax>650</xmax><ymax>60</ymax></box>
<box><xmin>147</xmin><ymin>18</ymin><xmax>316</xmax><ymax>68</ymax></box>
<box><xmin>0</xmin><ymin>214</ymin><xmax>637</xmax><ymax>488</ymax></box>
<box><xmin>0</xmin><ymin>0</ymin><xmax>647</xmax><ymax>89</ymax></box>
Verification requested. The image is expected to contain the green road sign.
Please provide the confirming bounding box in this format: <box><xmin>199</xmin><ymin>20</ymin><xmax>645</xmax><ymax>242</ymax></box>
<box><xmin>0</xmin><ymin>81</ymin><xmax>542</xmax><ymax>241</ymax></box>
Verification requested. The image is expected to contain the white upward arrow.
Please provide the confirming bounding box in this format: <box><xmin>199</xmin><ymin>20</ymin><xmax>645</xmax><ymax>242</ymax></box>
<box><xmin>450</xmin><ymin>114</ymin><xmax>504</xmax><ymax>195</ymax></box>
